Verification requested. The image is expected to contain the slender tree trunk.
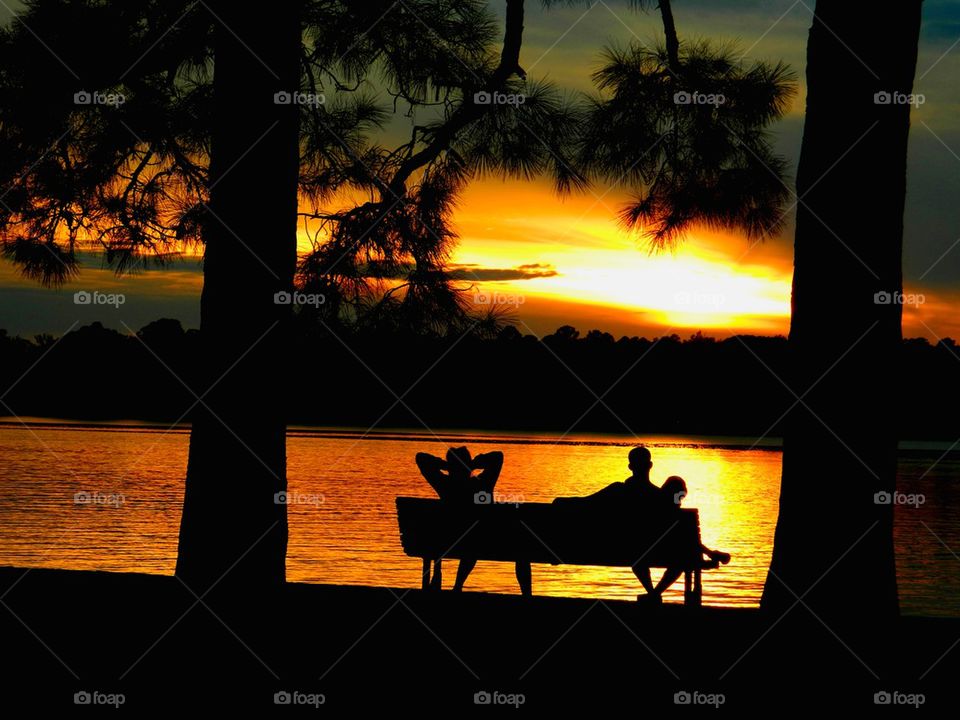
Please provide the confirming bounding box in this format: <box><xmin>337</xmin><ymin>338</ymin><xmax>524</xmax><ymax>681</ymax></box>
<box><xmin>658</xmin><ymin>0</ymin><xmax>681</xmax><ymax>74</ymax></box>
<box><xmin>762</xmin><ymin>1</ymin><xmax>922</xmax><ymax>619</ymax></box>
<box><xmin>176</xmin><ymin>1</ymin><xmax>302</xmax><ymax>598</ymax></box>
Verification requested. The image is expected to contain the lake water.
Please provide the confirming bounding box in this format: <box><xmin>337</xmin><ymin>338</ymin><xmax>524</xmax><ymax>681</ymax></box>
<box><xmin>0</xmin><ymin>420</ymin><xmax>958</xmax><ymax>615</ymax></box>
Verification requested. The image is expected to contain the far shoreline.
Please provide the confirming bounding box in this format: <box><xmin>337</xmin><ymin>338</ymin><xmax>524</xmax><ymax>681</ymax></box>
<box><xmin>2</xmin><ymin>416</ymin><xmax>959</xmax><ymax>452</ymax></box>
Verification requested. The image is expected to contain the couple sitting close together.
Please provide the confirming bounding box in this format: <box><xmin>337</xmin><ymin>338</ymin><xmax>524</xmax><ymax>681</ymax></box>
<box><xmin>415</xmin><ymin>445</ymin><xmax>729</xmax><ymax>602</ymax></box>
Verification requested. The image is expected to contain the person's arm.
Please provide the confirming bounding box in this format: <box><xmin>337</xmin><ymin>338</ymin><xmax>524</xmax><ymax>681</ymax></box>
<box><xmin>554</xmin><ymin>482</ymin><xmax>618</xmax><ymax>504</ymax></box>
<box><xmin>472</xmin><ymin>451</ymin><xmax>503</xmax><ymax>492</ymax></box>
<box><xmin>415</xmin><ymin>452</ymin><xmax>448</xmax><ymax>497</ymax></box>
<box><xmin>583</xmin><ymin>482</ymin><xmax>620</xmax><ymax>502</ymax></box>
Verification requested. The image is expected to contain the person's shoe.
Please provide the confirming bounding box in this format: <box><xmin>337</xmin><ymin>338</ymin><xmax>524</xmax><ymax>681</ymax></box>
<box><xmin>636</xmin><ymin>593</ymin><xmax>662</xmax><ymax>606</ymax></box>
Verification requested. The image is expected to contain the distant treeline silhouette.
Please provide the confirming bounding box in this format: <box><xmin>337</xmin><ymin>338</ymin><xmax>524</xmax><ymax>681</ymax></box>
<box><xmin>1</xmin><ymin>319</ymin><xmax>956</xmax><ymax>438</ymax></box>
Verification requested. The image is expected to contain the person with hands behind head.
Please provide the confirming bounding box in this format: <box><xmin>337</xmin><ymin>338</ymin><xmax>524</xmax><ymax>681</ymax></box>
<box><xmin>415</xmin><ymin>446</ymin><xmax>531</xmax><ymax>595</ymax></box>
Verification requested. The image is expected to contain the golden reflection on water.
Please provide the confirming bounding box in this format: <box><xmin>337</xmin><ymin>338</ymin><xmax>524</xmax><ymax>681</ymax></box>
<box><xmin>287</xmin><ymin>437</ymin><xmax>782</xmax><ymax>607</ymax></box>
<box><xmin>0</xmin><ymin>423</ymin><xmax>956</xmax><ymax>613</ymax></box>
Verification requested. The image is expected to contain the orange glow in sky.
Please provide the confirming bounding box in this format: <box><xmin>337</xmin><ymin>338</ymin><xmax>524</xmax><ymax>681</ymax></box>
<box><xmin>447</xmin><ymin>179</ymin><xmax>794</xmax><ymax>337</ymax></box>
<box><xmin>286</xmin><ymin>176</ymin><xmax>960</xmax><ymax>341</ymax></box>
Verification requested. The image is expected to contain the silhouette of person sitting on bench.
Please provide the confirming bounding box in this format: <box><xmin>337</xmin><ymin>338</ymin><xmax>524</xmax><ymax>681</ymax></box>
<box><xmin>415</xmin><ymin>446</ymin><xmax>532</xmax><ymax>595</ymax></box>
<box><xmin>554</xmin><ymin>446</ymin><xmax>661</xmax><ymax>593</ymax></box>
<box><xmin>554</xmin><ymin>447</ymin><xmax>730</xmax><ymax>603</ymax></box>
<box><xmin>640</xmin><ymin>476</ymin><xmax>731</xmax><ymax>604</ymax></box>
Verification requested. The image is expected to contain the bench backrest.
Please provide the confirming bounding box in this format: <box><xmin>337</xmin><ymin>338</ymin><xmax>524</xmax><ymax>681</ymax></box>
<box><xmin>395</xmin><ymin>497</ymin><xmax>702</xmax><ymax>569</ymax></box>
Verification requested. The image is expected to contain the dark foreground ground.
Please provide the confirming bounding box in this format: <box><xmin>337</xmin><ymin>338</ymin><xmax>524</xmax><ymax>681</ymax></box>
<box><xmin>0</xmin><ymin>566</ymin><xmax>955</xmax><ymax>711</ymax></box>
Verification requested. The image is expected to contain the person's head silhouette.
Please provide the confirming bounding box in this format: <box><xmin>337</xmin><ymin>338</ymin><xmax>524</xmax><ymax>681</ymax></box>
<box><xmin>627</xmin><ymin>446</ymin><xmax>652</xmax><ymax>480</ymax></box>
<box><xmin>445</xmin><ymin>446</ymin><xmax>473</xmax><ymax>481</ymax></box>
<box><xmin>663</xmin><ymin>475</ymin><xmax>687</xmax><ymax>506</ymax></box>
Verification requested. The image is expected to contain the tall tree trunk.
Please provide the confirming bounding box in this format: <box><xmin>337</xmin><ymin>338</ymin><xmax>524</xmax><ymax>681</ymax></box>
<box><xmin>658</xmin><ymin>0</ymin><xmax>681</xmax><ymax>74</ymax></box>
<box><xmin>762</xmin><ymin>1</ymin><xmax>922</xmax><ymax>619</ymax></box>
<box><xmin>176</xmin><ymin>1</ymin><xmax>302</xmax><ymax>598</ymax></box>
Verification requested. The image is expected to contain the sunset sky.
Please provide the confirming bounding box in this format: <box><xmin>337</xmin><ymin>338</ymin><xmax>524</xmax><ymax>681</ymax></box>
<box><xmin>2</xmin><ymin>0</ymin><xmax>959</xmax><ymax>340</ymax></box>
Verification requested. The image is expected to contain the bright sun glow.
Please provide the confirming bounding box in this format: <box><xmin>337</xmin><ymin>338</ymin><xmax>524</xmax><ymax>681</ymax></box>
<box><xmin>451</xmin><ymin>181</ymin><xmax>793</xmax><ymax>334</ymax></box>
<box><xmin>524</xmin><ymin>244</ymin><xmax>790</xmax><ymax>329</ymax></box>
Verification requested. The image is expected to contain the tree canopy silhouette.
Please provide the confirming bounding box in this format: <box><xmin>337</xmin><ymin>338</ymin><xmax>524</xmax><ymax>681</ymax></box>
<box><xmin>545</xmin><ymin>0</ymin><xmax>796</xmax><ymax>248</ymax></box>
<box><xmin>0</xmin><ymin>0</ymin><xmax>582</xmax><ymax>334</ymax></box>
<box><xmin>4</xmin><ymin>320</ymin><xmax>959</xmax><ymax>439</ymax></box>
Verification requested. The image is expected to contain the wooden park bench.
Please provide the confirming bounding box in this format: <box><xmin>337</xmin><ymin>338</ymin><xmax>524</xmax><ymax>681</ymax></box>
<box><xmin>395</xmin><ymin>496</ymin><xmax>720</xmax><ymax>606</ymax></box>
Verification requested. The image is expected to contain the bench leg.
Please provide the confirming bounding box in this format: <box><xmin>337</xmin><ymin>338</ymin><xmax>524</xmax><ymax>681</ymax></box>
<box><xmin>684</xmin><ymin>570</ymin><xmax>703</xmax><ymax>607</ymax></box>
<box><xmin>516</xmin><ymin>561</ymin><xmax>532</xmax><ymax>597</ymax></box>
<box><xmin>421</xmin><ymin>558</ymin><xmax>431</xmax><ymax>590</ymax></box>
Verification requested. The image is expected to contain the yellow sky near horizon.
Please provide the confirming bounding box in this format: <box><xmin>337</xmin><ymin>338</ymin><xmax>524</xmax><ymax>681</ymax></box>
<box><xmin>447</xmin><ymin>179</ymin><xmax>794</xmax><ymax>335</ymax></box>
<box><xmin>439</xmin><ymin>175</ymin><xmax>959</xmax><ymax>340</ymax></box>
<box><xmin>3</xmin><ymin>172</ymin><xmax>956</xmax><ymax>342</ymax></box>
